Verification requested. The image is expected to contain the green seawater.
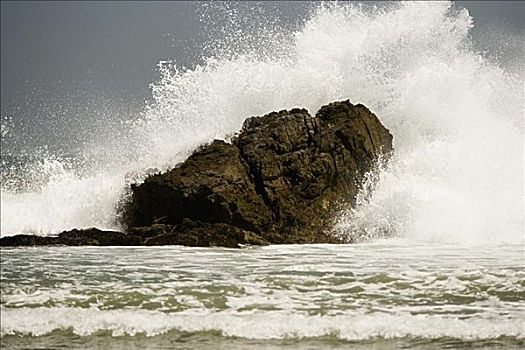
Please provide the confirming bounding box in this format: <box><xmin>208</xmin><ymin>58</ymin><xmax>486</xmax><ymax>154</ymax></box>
<box><xmin>1</xmin><ymin>241</ymin><xmax>524</xmax><ymax>349</ymax></box>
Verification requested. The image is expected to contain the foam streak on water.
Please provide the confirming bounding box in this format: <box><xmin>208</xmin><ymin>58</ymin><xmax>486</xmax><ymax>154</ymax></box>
<box><xmin>1</xmin><ymin>243</ymin><xmax>524</xmax><ymax>348</ymax></box>
<box><xmin>0</xmin><ymin>2</ymin><xmax>522</xmax><ymax>242</ymax></box>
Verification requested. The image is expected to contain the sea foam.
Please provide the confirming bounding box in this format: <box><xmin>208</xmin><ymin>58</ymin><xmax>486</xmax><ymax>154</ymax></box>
<box><xmin>2</xmin><ymin>307</ymin><xmax>524</xmax><ymax>340</ymax></box>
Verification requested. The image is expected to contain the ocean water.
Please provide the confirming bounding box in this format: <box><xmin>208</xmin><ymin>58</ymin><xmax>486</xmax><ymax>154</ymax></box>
<box><xmin>1</xmin><ymin>2</ymin><xmax>524</xmax><ymax>349</ymax></box>
<box><xmin>1</xmin><ymin>242</ymin><xmax>524</xmax><ymax>349</ymax></box>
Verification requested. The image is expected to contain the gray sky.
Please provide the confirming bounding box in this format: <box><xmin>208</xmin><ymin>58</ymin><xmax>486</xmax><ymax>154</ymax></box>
<box><xmin>1</xmin><ymin>1</ymin><xmax>524</xmax><ymax>155</ymax></box>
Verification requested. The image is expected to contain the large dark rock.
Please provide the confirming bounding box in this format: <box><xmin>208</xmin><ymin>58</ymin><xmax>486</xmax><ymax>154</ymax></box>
<box><xmin>124</xmin><ymin>100</ymin><xmax>392</xmax><ymax>245</ymax></box>
<box><xmin>0</xmin><ymin>100</ymin><xmax>392</xmax><ymax>248</ymax></box>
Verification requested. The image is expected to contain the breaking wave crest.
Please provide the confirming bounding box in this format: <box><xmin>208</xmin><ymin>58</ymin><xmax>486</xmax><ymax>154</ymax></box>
<box><xmin>2</xmin><ymin>307</ymin><xmax>523</xmax><ymax>340</ymax></box>
<box><xmin>1</xmin><ymin>2</ymin><xmax>523</xmax><ymax>243</ymax></box>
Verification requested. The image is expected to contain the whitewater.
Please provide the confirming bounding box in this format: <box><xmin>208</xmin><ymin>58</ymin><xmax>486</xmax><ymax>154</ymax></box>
<box><xmin>1</xmin><ymin>2</ymin><xmax>524</xmax><ymax>348</ymax></box>
<box><xmin>2</xmin><ymin>243</ymin><xmax>524</xmax><ymax>349</ymax></box>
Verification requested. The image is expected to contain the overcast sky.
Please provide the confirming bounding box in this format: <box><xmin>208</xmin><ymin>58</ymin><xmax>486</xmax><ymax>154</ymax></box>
<box><xmin>1</xmin><ymin>1</ymin><xmax>524</xmax><ymax>155</ymax></box>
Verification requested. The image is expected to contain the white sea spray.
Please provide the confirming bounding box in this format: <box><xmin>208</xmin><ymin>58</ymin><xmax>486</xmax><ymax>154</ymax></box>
<box><xmin>0</xmin><ymin>2</ymin><xmax>522</xmax><ymax>243</ymax></box>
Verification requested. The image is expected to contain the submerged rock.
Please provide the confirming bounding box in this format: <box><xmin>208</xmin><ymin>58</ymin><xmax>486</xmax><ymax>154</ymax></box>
<box><xmin>0</xmin><ymin>100</ymin><xmax>392</xmax><ymax>247</ymax></box>
<box><xmin>0</xmin><ymin>228</ymin><xmax>138</xmax><ymax>247</ymax></box>
<box><xmin>0</xmin><ymin>234</ymin><xmax>59</xmax><ymax>246</ymax></box>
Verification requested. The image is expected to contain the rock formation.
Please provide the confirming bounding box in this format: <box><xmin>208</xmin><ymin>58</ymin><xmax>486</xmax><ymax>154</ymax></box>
<box><xmin>0</xmin><ymin>100</ymin><xmax>392</xmax><ymax>247</ymax></box>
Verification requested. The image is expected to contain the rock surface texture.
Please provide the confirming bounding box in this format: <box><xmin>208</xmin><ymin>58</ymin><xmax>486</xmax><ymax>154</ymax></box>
<box><xmin>1</xmin><ymin>100</ymin><xmax>392</xmax><ymax>247</ymax></box>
